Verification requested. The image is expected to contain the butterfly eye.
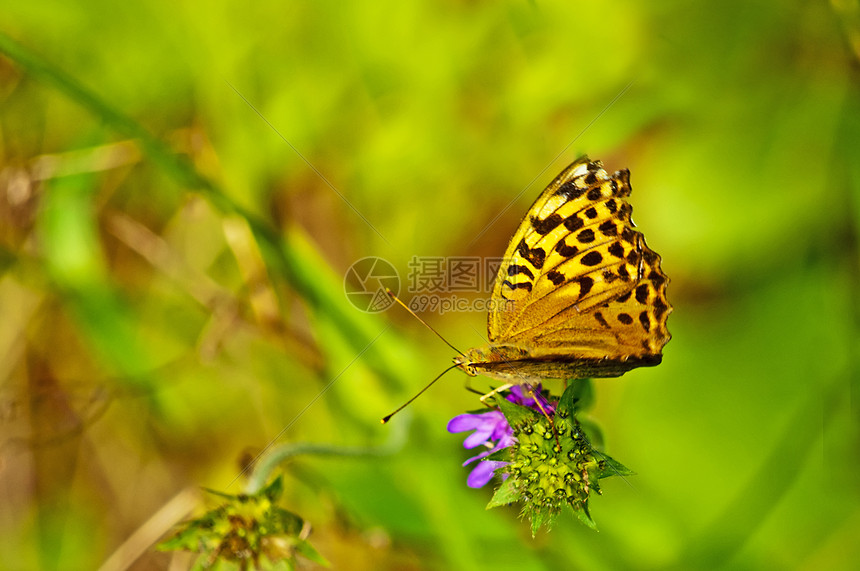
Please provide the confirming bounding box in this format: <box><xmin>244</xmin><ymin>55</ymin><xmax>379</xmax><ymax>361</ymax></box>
<box><xmin>453</xmin><ymin>356</ymin><xmax>478</xmax><ymax>377</ymax></box>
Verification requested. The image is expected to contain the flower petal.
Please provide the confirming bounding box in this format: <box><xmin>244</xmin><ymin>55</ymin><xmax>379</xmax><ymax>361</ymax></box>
<box><xmin>467</xmin><ymin>461</ymin><xmax>498</xmax><ymax>488</ymax></box>
<box><xmin>489</xmin><ymin>422</ymin><xmax>513</xmax><ymax>443</ymax></box>
<box><xmin>467</xmin><ymin>460</ymin><xmax>510</xmax><ymax>489</ymax></box>
<box><xmin>508</xmin><ymin>383</ymin><xmax>543</xmax><ymax>406</ymax></box>
<box><xmin>497</xmin><ymin>432</ymin><xmax>516</xmax><ymax>449</ymax></box>
<box><xmin>447</xmin><ymin>414</ymin><xmax>483</xmax><ymax>433</ymax></box>
<box><xmin>462</xmin><ymin>449</ymin><xmax>489</xmax><ymax>467</ymax></box>
<box><xmin>463</xmin><ymin>430</ymin><xmax>492</xmax><ymax>449</ymax></box>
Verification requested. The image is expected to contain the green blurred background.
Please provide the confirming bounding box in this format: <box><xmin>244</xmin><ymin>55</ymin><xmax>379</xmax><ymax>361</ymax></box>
<box><xmin>1</xmin><ymin>1</ymin><xmax>858</xmax><ymax>569</ymax></box>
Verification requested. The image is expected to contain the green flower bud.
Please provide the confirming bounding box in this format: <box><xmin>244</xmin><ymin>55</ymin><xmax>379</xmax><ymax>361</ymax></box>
<box><xmin>485</xmin><ymin>383</ymin><xmax>634</xmax><ymax>536</ymax></box>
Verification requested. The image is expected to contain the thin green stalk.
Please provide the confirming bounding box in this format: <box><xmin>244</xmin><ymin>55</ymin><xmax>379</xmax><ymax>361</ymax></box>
<box><xmin>244</xmin><ymin>413</ymin><xmax>409</xmax><ymax>494</ymax></box>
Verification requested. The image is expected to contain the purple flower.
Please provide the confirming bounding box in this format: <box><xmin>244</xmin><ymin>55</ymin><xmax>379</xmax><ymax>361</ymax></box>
<box><xmin>507</xmin><ymin>383</ymin><xmax>555</xmax><ymax>415</ymax></box>
<box><xmin>463</xmin><ymin>456</ymin><xmax>511</xmax><ymax>489</ymax></box>
<box><xmin>448</xmin><ymin>411</ymin><xmax>511</xmax><ymax>449</ymax></box>
<box><xmin>447</xmin><ymin>384</ymin><xmax>553</xmax><ymax>489</ymax></box>
<box><xmin>447</xmin><ymin>411</ymin><xmax>513</xmax><ymax>488</ymax></box>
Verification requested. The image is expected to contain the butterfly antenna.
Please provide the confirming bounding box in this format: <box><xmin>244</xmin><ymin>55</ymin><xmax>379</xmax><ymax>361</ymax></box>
<box><xmin>385</xmin><ymin>288</ymin><xmax>467</xmax><ymax>358</ymax></box>
<box><xmin>381</xmin><ymin>363</ymin><xmax>461</xmax><ymax>424</ymax></box>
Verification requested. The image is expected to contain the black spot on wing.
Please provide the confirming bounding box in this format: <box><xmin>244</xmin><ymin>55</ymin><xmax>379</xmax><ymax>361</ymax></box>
<box><xmin>503</xmin><ymin>280</ymin><xmax>533</xmax><ymax>292</ymax></box>
<box><xmin>598</xmin><ymin>220</ymin><xmax>617</xmax><ymax>237</ymax></box>
<box><xmin>531</xmin><ymin>214</ymin><xmax>563</xmax><ymax>235</ymax></box>
<box><xmin>648</xmin><ymin>269</ymin><xmax>666</xmax><ymax>286</ymax></box>
<box><xmin>546</xmin><ymin>270</ymin><xmax>565</xmax><ymax>286</ymax></box>
<box><xmin>615</xmin><ymin>169</ymin><xmax>631</xmax><ymax>192</ymax></box>
<box><xmin>635</xmin><ymin>284</ymin><xmax>650</xmax><ymax>304</ymax></box>
<box><xmin>594</xmin><ymin>311</ymin><xmax>610</xmax><ymax>329</ymax></box>
<box><xmin>653</xmin><ymin>297</ymin><xmax>669</xmax><ymax>319</ymax></box>
<box><xmin>581</xmin><ymin>251</ymin><xmax>603</xmax><ymax>266</ymax></box>
<box><xmin>577</xmin><ymin>229</ymin><xmax>595</xmax><ymax>243</ymax></box>
<box><xmin>575</xmin><ymin>276</ymin><xmax>594</xmax><ymax>298</ymax></box>
<box><xmin>516</xmin><ymin>239</ymin><xmax>546</xmax><ymax>269</ymax></box>
<box><xmin>555</xmin><ymin>180</ymin><xmax>586</xmax><ymax>200</ymax></box>
<box><xmin>564</xmin><ymin>215</ymin><xmax>584</xmax><ymax>232</ymax></box>
<box><xmin>643</xmin><ymin>249</ymin><xmax>658</xmax><ymax>264</ymax></box>
<box><xmin>507</xmin><ymin>264</ymin><xmax>534</xmax><ymax>279</ymax></box>
<box><xmin>555</xmin><ymin>239</ymin><xmax>578</xmax><ymax>257</ymax></box>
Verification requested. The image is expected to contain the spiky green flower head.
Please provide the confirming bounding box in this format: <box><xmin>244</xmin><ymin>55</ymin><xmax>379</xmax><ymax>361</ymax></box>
<box><xmin>158</xmin><ymin>477</ymin><xmax>328</xmax><ymax>570</ymax></box>
<box><xmin>484</xmin><ymin>382</ymin><xmax>634</xmax><ymax>536</ymax></box>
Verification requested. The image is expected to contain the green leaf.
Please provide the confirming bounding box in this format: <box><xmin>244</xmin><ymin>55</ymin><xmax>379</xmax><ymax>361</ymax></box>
<box><xmin>528</xmin><ymin>508</ymin><xmax>559</xmax><ymax>537</ymax></box>
<box><xmin>574</xmin><ymin>504</ymin><xmax>599</xmax><ymax>531</ymax></box>
<box><xmin>494</xmin><ymin>393</ymin><xmax>540</xmax><ymax>428</ymax></box>
<box><xmin>268</xmin><ymin>507</ymin><xmax>305</xmax><ymax>536</ymax></box>
<box><xmin>578</xmin><ymin>418</ymin><xmax>605</xmax><ymax>451</ymax></box>
<box><xmin>569</xmin><ymin>378</ymin><xmax>595</xmax><ymax>411</ymax></box>
<box><xmin>594</xmin><ymin>453</ymin><xmax>636</xmax><ymax>479</ymax></box>
<box><xmin>556</xmin><ymin>382</ymin><xmax>579</xmax><ymax>426</ymax></box>
<box><xmin>157</xmin><ymin>518</ymin><xmax>216</xmax><ymax>552</ymax></box>
<box><xmin>295</xmin><ymin>540</ymin><xmax>330</xmax><ymax>566</ymax></box>
<box><xmin>487</xmin><ymin>477</ymin><xmax>520</xmax><ymax>509</ymax></box>
<box><xmin>482</xmin><ymin>447</ymin><xmax>512</xmax><ymax>462</ymax></box>
<box><xmin>200</xmin><ymin>487</ymin><xmax>236</xmax><ymax>501</ymax></box>
<box><xmin>462</xmin><ymin>407</ymin><xmax>493</xmax><ymax>415</ymax></box>
<box><xmin>262</xmin><ymin>476</ymin><xmax>285</xmax><ymax>503</ymax></box>
<box><xmin>530</xmin><ymin>509</ymin><xmax>544</xmax><ymax>538</ymax></box>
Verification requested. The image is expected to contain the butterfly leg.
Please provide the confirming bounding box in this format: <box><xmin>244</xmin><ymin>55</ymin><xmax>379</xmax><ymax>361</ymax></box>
<box><xmin>463</xmin><ymin>378</ymin><xmax>487</xmax><ymax>397</ymax></box>
<box><xmin>478</xmin><ymin>383</ymin><xmax>514</xmax><ymax>405</ymax></box>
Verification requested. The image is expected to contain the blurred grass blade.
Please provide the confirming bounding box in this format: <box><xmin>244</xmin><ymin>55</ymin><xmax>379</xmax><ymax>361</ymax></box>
<box><xmin>38</xmin><ymin>173</ymin><xmax>154</xmax><ymax>380</ymax></box>
<box><xmin>0</xmin><ymin>30</ymin><xmax>212</xmax><ymax>195</ymax></box>
<box><xmin>0</xmin><ymin>30</ymin><xmax>413</xmax><ymax>393</ymax></box>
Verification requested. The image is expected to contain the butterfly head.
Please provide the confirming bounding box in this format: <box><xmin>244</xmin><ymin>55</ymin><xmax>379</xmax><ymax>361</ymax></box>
<box><xmin>453</xmin><ymin>348</ymin><xmax>486</xmax><ymax>377</ymax></box>
<box><xmin>453</xmin><ymin>345</ymin><xmax>513</xmax><ymax>377</ymax></box>
<box><xmin>452</xmin><ymin>354</ymin><xmax>478</xmax><ymax>376</ymax></box>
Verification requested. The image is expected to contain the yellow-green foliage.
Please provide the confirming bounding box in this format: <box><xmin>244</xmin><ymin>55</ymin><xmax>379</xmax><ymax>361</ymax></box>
<box><xmin>0</xmin><ymin>1</ymin><xmax>858</xmax><ymax>569</ymax></box>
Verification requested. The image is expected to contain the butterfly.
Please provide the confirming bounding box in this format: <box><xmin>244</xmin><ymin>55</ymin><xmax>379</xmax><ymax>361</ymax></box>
<box><xmin>453</xmin><ymin>156</ymin><xmax>671</xmax><ymax>384</ymax></box>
